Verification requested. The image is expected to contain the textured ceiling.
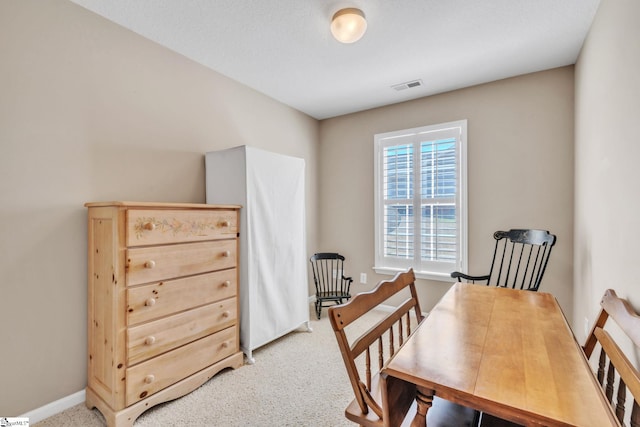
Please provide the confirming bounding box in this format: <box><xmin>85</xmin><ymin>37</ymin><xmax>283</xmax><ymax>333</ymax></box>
<box><xmin>70</xmin><ymin>0</ymin><xmax>600</xmax><ymax>120</ymax></box>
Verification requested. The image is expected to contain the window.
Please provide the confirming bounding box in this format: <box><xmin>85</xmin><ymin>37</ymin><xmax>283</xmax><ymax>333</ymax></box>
<box><xmin>374</xmin><ymin>120</ymin><xmax>467</xmax><ymax>281</ymax></box>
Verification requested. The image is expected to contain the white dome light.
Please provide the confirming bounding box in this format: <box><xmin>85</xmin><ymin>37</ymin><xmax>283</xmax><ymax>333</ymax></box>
<box><xmin>330</xmin><ymin>8</ymin><xmax>367</xmax><ymax>44</ymax></box>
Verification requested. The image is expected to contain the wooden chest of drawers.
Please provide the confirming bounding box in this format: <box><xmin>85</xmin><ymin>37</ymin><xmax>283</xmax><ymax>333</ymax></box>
<box><xmin>84</xmin><ymin>202</ymin><xmax>243</xmax><ymax>427</ymax></box>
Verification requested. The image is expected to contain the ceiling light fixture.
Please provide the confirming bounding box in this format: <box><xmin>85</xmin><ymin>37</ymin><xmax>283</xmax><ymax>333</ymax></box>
<box><xmin>330</xmin><ymin>8</ymin><xmax>367</xmax><ymax>44</ymax></box>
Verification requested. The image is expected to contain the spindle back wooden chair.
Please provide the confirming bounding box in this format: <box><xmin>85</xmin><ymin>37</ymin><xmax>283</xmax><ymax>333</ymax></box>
<box><xmin>329</xmin><ymin>269</ymin><xmax>478</xmax><ymax>427</ymax></box>
<box><xmin>451</xmin><ymin>229</ymin><xmax>556</xmax><ymax>291</ymax></box>
<box><xmin>310</xmin><ymin>252</ymin><xmax>353</xmax><ymax>319</ymax></box>
<box><xmin>583</xmin><ymin>289</ymin><xmax>640</xmax><ymax>427</ymax></box>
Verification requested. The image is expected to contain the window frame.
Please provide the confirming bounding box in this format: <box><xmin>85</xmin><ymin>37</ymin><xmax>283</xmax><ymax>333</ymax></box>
<box><xmin>373</xmin><ymin>120</ymin><xmax>468</xmax><ymax>282</ymax></box>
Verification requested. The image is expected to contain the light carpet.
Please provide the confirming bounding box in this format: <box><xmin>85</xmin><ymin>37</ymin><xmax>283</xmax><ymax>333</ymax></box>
<box><xmin>35</xmin><ymin>305</ymin><xmax>385</xmax><ymax>427</ymax></box>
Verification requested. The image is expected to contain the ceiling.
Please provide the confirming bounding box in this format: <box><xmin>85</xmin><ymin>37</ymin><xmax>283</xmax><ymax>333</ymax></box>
<box><xmin>69</xmin><ymin>0</ymin><xmax>601</xmax><ymax>120</ymax></box>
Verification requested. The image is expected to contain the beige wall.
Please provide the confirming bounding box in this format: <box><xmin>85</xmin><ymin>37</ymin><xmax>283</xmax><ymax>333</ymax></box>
<box><xmin>574</xmin><ymin>0</ymin><xmax>640</xmax><ymax>350</ymax></box>
<box><xmin>319</xmin><ymin>67</ymin><xmax>575</xmax><ymax>315</ymax></box>
<box><xmin>0</xmin><ymin>0</ymin><xmax>319</xmax><ymax>416</ymax></box>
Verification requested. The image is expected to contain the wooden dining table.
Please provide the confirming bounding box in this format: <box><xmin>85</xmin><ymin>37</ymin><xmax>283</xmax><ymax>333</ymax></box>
<box><xmin>380</xmin><ymin>283</ymin><xmax>619</xmax><ymax>426</ymax></box>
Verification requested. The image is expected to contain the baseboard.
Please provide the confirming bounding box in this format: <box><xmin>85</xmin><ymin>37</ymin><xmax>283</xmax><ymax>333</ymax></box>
<box><xmin>20</xmin><ymin>389</ymin><xmax>85</xmax><ymax>424</ymax></box>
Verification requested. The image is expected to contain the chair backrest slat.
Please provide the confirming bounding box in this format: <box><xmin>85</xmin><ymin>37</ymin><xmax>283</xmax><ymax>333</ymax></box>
<box><xmin>329</xmin><ymin>269</ymin><xmax>423</xmax><ymax>420</ymax></box>
<box><xmin>617</xmin><ymin>378</ymin><xmax>627</xmax><ymax>423</ymax></box>
<box><xmin>310</xmin><ymin>252</ymin><xmax>353</xmax><ymax>319</ymax></box>
<box><xmin>489</xmin><ymin>229</ymin><xmax>556</xmax><ymax>291</ymax></box>
<box><xmin>311</xmin><ymin>252</ymin><xmax>347</xmax><ymax>294</ymax></box>
<box><xmin>583</xmin><ymin>289</ymin><xmax>640</xmax><ymax>427</ymax></box>
<box><xmin>631</xmin><ymin>402</ymin><xmax>640</xmax><ymax>427</ymax></box>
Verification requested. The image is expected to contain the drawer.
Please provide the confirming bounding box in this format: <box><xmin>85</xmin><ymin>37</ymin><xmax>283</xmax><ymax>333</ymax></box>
<box><xmin>127</xmin><ymin>298</ymin><xmax>237</xmax><ymax>365</ymax></box>
<box><xmin>126</xmin><ymin>240</ymin><xmax>236</xmax><ymax>286</ymax></box>
<box><xmin>126</xmin><ymin>326</ymin><xmax>237</xmax><ymax>406</ymax></box>
<box><xmin>126</xmin><ymin>209</ymin><xmax>238</xmax><ymax>247</ymax></box>
<box><xmin>127</xmin><ymin>269</ymin><xmax>237</xmax><ymax>325</ymax></box>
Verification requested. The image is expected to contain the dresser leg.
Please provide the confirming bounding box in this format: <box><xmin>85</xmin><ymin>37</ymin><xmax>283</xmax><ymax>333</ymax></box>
<box><xmin>85</xmin><ymin>354</ymin><xmax>243</xmax><ymax>427</ymax></box>
<box><xmin>85</xmin><ymin>387</ymin><xmax>129</xmax><ymax>427</ymax></box>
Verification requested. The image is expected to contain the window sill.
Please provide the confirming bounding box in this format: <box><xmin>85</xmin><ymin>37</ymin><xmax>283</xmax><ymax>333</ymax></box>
<box><xmin>373</xmin><ymin>267</ymin><xmax>454</xmax><ymax>283</ymax></box>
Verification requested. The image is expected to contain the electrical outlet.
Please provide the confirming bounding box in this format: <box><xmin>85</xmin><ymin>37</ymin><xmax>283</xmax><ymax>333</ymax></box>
<box><xmin>584</xmin><ymin>317</ymin><xmax>590</xmax><ymax>337</ymax></box>
<box><xmin>360</xmin><ymin>273</ymin><xmax>367</xmax><ymax>284</ymax></box>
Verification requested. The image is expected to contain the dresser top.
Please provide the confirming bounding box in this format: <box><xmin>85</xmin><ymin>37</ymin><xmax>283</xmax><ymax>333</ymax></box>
<box><xmin>84</xmin><ymin>201</ymin><xmax>241</xmax><ymax>209</ymax></box>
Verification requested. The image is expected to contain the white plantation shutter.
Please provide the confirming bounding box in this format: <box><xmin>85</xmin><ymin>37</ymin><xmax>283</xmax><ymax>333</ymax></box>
<box><xmin>374</xmin><ymin>120</ymin><xmax>467</xmax><ymax>281</ymax></box>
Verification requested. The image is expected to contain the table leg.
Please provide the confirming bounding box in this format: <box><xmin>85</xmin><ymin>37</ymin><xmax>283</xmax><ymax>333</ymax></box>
<box><xmin>411</xmin><ymin>386</ymin><xmax>435</xmax><ymax>427</ymax></box>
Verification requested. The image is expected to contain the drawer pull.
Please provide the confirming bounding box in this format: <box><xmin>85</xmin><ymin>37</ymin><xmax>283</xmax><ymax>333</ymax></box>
<box><xmin>144</xmin><ymin>336</ymin><xmax>156</xmax><ymax>345</ymax></box>
<box><xmin>221</xmin><ymin>342</ymin><xmax>229</xmax><ymax>349</ymax></box>
<box><xmin>220</xmin><ymin>220</ymin><xmax>230</xmax><ymax>228</ymax></box>
<box><xmin>222</xmin><ymin>280</ymin><xmax>231</xmax><ymax>288</ymax></box>
<box><xmin>145</xmin><ymin>298</ymin><xmax>156</xmax><ymax>307</ymax></box>
<box><xmin>144</xmin><ymin>374</ymin><xmax>155</xmax><ymax>384</ymax></box>
<box><xmin>222</xmin><ymin>250</ymin><xmax>231</xmax><ymax>258</ymax></box>
<box><xmin>222</xmin><ymin>311</ymin><xmax>231</xmax><ymax>318</ymax></box>
<box><xmin>144</xmin><ymin>260</ymin><xmax>156</xmax><ymax>269</ymax></box>
<box><xmin>143</xmin><ymin>222</ymin><xmax>156</xmax><ymax>231</ymax></box>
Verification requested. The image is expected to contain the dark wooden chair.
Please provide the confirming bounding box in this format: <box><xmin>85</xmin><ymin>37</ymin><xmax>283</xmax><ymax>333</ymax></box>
<box><xmin>583</xmin><ymin>289</ymin><xmax>640</xmax><ymax>427</ymax></box>
<box><xmin>309</xmin><ymin>252</ymin><xmax>353</xmax><ymax>319</ymax></box>
<box><xmin>451</xmin><ymin>229</ymin><xmax>556</xmax><ymax>291</ymax></box>
<box><xmin>329</xmin><ymin>269</ymin><xmax>479</xmax><ymax>427</ymax></box>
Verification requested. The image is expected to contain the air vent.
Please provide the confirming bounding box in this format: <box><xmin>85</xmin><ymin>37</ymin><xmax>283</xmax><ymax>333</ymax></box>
<box><xmin>391</xmin><ymin>79</ymin><xmax>423</xmax><ymax>91</ymax></box>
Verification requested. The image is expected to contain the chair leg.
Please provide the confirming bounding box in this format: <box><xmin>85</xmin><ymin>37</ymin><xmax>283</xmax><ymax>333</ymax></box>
<box><xmin>315</xmin><ymin>300</ymin><xmax>321</xmax><ymax>319</ymax></box>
